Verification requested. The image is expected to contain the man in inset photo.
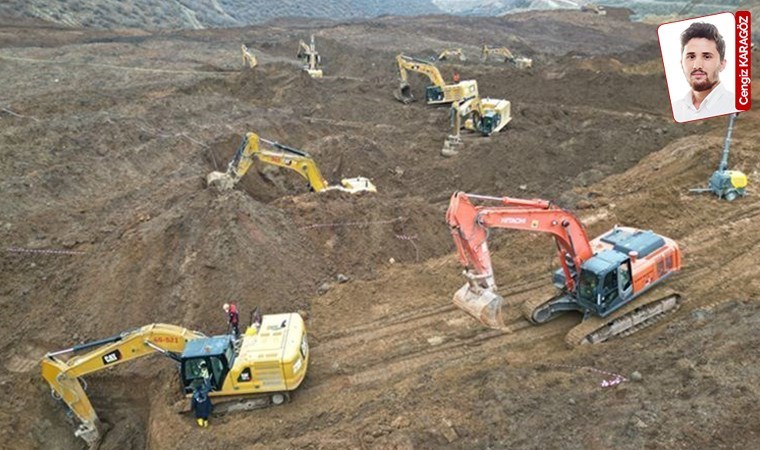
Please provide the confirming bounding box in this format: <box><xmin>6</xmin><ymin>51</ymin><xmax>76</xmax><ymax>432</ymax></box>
<box><xmin>659</xmin><ymin>13</ymin><xmax>740</xmax><ymax>123</ymax></box>
<box><xmin>672</xmin><ymin>22</ymin><xmax>735</xmax><ymax>122</ymax></box>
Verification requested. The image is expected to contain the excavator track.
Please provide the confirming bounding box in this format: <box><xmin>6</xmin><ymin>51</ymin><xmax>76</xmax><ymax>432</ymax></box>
<box><xmin>177</xmin><ymin>392</ymin><xmax>291</xmax><ymax>415</ymax></box>
<box><xmin>564</xmin><ymin>289</ymin><xmax>681</xmax><ymax>347</ymax></box>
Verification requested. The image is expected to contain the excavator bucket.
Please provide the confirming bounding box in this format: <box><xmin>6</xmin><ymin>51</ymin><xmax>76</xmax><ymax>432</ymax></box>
<box><xmin>206</xmin><ymin>171</ymin><xmax>236</xmax><ymax>190</ymax></box>
<box><xmin>395</xmin><ymin>82</ymin><xmax>414</xmax><ymax>104</ymax></box>
<box><xmin>452</xmin><ymin>283</ymin><xmax>505</xmax><ymax>329</ymax></box>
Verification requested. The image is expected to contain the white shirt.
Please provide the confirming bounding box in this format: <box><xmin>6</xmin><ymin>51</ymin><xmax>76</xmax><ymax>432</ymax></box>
<box><xmin>673</xmin><ymin>82</ymin><xmax>737</xmax><ymax>123</ymax></box>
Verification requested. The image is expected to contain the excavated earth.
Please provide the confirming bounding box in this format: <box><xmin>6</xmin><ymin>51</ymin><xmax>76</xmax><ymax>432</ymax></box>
<box><xmin>1</xmin><ymin>10</ymin><xmax>758</xmax><ymax>450</ymax></box>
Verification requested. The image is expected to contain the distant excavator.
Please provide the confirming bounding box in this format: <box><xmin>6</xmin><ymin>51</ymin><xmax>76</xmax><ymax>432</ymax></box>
<box><xmin>241</xmin><ymin>44</ymin><xmax>257</xmax><ymax>69</ymax></box>
<box><xmin>480</xmin><ymin>45</ymin><xmax>533</xmax><ymax>69</ymax></box>
<box><xmin>581</xmin><ymin>3</ymin><xmax>607</xmax><ymax>15</ymax></box>
<box><xmin>395</xmin><ymin>54</ymin><xmax>478</xmax><ymax>105</ymax></box>
<box><xmin>446</xmin><ymin>191</ymin><xmax>682</xmax><ymax>346</ymax></box>
<box><xmin>438</xmin><ymin>48</ymin><xmax>466</xmax><ymax>62</ymax></box>
<box><xmin>297</xmin><ymin>35</ymin><xmax>323</xmax><ymax>78</ymax></box>
<box><xmin>207</xmin><ymin>132</ymin><xmax>376</xmax><ymax>194</ymax></box>
<box><xmin>42</xmin><ymin>312</ymin><xmax>309</xmax><ymax>447</ymax></box>
<box><xmin>442</xmin><ymin>95</ymin><xmax>512</xmax><ymax>155</ymax></box>
<box><xmin>451</xmin><ymin>95</ymin><xmax>512</xmax><ymax>136</ymax></box>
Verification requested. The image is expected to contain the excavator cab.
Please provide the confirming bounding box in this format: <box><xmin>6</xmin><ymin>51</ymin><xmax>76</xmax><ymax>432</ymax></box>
<box><xmin>180</xmin><ymin>336</ymin><xmax>235</xmax><ymax>393</ymax></box>
<box><xmin>554</xmin><ymin>228</ymin><xmax>672</xmax><ymax>318</ymax></box>
<box><xmin>425</xmin><ymin>86</ymin><xmax>445</xmax><ymax>103</ymax></box>
<box><xmin>572</xmin><ymin>252</ymin><xmax>632</xmax><ymax>317</ymax></box>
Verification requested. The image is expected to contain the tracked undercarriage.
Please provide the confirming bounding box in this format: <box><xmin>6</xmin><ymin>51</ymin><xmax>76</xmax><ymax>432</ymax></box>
<box><xmin>177</xmin><ymin>391</ymin><xmax>292</xmax><ymax>414</ymax></box>
<box><xmin>521</xmin><ymin>289</ymin><xmax>682</xmax><ymax>347</ymax></box>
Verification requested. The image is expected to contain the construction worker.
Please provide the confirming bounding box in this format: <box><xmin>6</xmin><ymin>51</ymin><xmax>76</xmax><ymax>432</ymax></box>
<box><xmin>453</xmin><ymin>72</ymin><xmax>460</xmax><ymax>83</ymax></box>
<box><xmin>191</xmin><ymin>383</ymin><xmax>212</xmax><ymax>428</ymax></box>
<box><xmin>223</xmin><ymin>303</ymin><xmax>240</xmax><ymax>337</ymax></box>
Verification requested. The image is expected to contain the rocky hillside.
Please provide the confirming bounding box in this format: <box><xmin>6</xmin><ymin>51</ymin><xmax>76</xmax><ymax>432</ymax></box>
<box><xmin>0</xmin><ymin>0</ymin><xmax>442</xmax><ymax>29</ymax></box>
<box><xmin>1</xmin><ymin>0</ymin><xmax>753</xmax><ymax>30</ymax></box>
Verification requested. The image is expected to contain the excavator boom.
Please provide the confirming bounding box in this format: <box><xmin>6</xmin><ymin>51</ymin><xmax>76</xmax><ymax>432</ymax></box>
<box><xmin>241</xmin><ymin>44</ymin><xmax>257</xmax><ymax>69</ymax></box>
<box><xmin>481</xmin><ymin>45</ymin><xmax>532</xmax><ymax>69</ymax></box>
<box><xmin>41</xmin><ymin>324</ymin><xmax>206</xmax><ymax>447</ymax></box>
<box><xmin>206</xmin><ymin>132</ymin><xmax>376</xmax><ymax>194</ymax></box>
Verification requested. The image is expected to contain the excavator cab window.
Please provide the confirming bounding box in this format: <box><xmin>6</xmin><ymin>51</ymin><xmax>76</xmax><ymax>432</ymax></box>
<box><xmin>600</xmin><ymin>271</ymin><xmax>619</xmax><ymax>308</ymax></box>
<box><xmin>618</xmin><ymin>261</ymin><xmax>632</xmax><ymax>293</ymax></box>
<box><xmin>181</xmin><ymin>354</ymin><xmax>232</xmax><ymax>393</ymax></box>
<box><xmin>577</xmin><ymin>269</ymin><xmax>598</xmax><ymax>301</ymax></box>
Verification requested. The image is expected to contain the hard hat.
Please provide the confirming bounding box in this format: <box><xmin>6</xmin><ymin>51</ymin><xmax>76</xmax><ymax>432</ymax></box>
<box><xmin>199</xmin><ymin>360</ymin><xmax>206</xmax><ymax>367</ymax></box>
<box><xmin>223</xmin><ymin>303</ymin><xmax>230</xmax><ymax>311</ymax></box>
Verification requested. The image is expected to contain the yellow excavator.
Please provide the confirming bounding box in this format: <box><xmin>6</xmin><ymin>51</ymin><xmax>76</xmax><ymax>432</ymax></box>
<box><xmin>206</xmin><ymin>132</ymin><xmax>376</xmax><ymax>193</ymax></box>
<box><xmin>438</xmin><ymin>48</ymin><xmax>466</xmax><ymax>62</ymax></box>
<box><xmin>451</xmin><ymin>95</ymin><xmax>512</xmax><ymax>136</ymax></box>
<box><xmin>581</xmin><ymin>3</ymin><xmax>607</xmax><ymax>15</ymax></box>
<box><xmin>395</xmin><ymin>54</ymin><xmax>478</xmax><ymax>105</ymax></box>
<box><xmin>297</xmin><ymin>35</ymin><xmax>323</xmax><ymax>78</ymax></box>
<box><xmin>42</xmin><ymin>312</ymin><xmax>309</xmax><ymax>448</ymax></box>
<box><xmin>443</xmin><ymin>95</ymin><xmax>512</xmax><ymax>155</ymax></box>
<box><xmin>241</xmin><ymin>44</ymin><xmax>257</xmax><ymax>69</ymax></box>
<box><xmin>480</xmin><ymin>45</ymin><xmax>533</xmax><ymax>69</ymax></box>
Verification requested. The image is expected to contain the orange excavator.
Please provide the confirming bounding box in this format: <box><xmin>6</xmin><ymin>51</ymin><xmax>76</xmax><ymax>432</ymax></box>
<box><xmin>446</xmin><ymin>192</ymin><xmax>682</xmax><ymax>346</ymax></box>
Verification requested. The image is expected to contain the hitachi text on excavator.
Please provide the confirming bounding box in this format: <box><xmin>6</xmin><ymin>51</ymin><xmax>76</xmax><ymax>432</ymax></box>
<box><xmin>207</xmin><ymin>132</ymin><xmax>376</xmax><ymax>194</ymax></box>
<box><xmin>446</xmin><ymin>192</ymin><xmax>682</xmax><ymax>346</ymax></box>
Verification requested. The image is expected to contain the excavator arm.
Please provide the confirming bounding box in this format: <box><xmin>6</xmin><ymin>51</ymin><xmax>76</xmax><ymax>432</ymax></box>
<box><xmin>207</xmin><ymin>132</ymin><xmax>329</xmax><ymax>191</ymax></box>
<box><xmin>207</xmin><ymin>133</ymin><xmax>375</xmax><ymax>194</ymax></box>
<box><xmin>396</xmin><ymin>54</ymin><xmax>446</xmax><ymax>87</ymax></box>
<box><xmin>41</xmin><ymin>324</ymin><xmax>205</xmax><ymax>447</ymax></box>
<box><xmin>241</xmin><ymin>44</ymin><xmax>257</xmax><ymax>69</ymax></box>
<box><xmin>446</xmin><ymin>192</ymin><xmax>593</xmax><ymax>327</ymax></box>
<box><xmin>481</xmin><ymin>45</ymin><xmax>514</xmax><ymax>63</ymax></box>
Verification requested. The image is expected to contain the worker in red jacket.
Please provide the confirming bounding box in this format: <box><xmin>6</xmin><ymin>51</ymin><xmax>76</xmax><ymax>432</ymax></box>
<box><xmin>222</xmin><ymin>303</ymin><xmax>240</xmax><ymax>337</ymax></box>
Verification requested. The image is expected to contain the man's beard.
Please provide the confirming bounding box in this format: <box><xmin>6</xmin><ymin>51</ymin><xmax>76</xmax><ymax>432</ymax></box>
<box><xmin>690</xmin><ymin>71</ymin><xmax>718</xmax><ymax>92</ymax></box>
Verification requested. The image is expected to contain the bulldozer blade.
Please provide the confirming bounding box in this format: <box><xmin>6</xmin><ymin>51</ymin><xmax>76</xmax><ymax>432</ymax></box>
<box><xmin>452</xmin><ymin>283</ymin><xmax>505</xmax><ymax>329</ymax></box>
<box><xmin>206</xmin><ymin>171</ymin><xmax>236</xmax><ymax>190</ymax></box>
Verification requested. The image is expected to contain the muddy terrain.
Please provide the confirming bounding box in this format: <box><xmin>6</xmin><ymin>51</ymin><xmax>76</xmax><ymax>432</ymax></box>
<box><xmin>1</xmin><ymin>9</ymin><xmax>758</xmax><ymax>450</ymax></box>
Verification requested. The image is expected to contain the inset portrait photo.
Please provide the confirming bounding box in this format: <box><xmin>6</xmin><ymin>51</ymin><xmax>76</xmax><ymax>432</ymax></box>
<box><xmin>658</xmin><ymin>13</ymin><xmax>739</xmax><ymax>123</ymax></box>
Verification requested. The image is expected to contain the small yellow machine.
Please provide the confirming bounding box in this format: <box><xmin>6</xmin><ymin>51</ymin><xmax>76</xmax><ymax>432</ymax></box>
<box><xmin>451</xmin><ymin>95</ymin><xmax>512</xmax><ymax>136</ymax></box>
<box><xmin>438</xmin><ymin>48</ymin><xmax>466</xmax><ymax>61</ymax></box>
<box><xmin>42</xmin><ymin>313</ymin><xmax>309</xmax><ymax>447</ymax></box>
<box><xmin>297</xmin><ymin>35</ymin><xmax>323</xmax><ymax>78</ymax></box>
<box><xmin>581</xmin><ymin>3</ymin><xmax>607</xmax><ymax>15</ymax></box>
<box><xmin>481</xmin><ymin>45</ymin><xmax>533</xmax><ymax>69</ymax></box>
<box><xmin>443</xmin><ymin>95</ymin><xmax>512</xmax><ymax>154</ymax></box>
<box><xmin>207</xmin><ymin>132</ymin><xmax>376</xmax><ymax>194</ymax></box>
<box><xmin>395</xmin><ymin>54</ymin><xmax>478</xmax><ymax>104</ymax></box>
<box><xmin>241</xmin><ymin>44</ymin><xmax>258</xmax><ymax>69</ymax></box>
